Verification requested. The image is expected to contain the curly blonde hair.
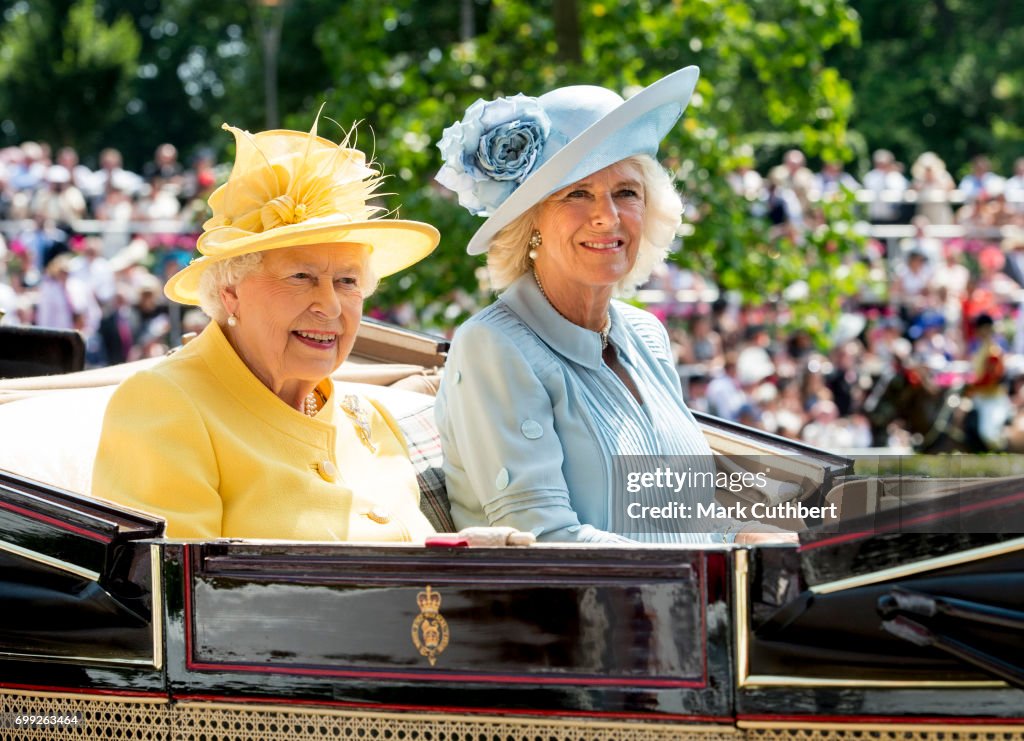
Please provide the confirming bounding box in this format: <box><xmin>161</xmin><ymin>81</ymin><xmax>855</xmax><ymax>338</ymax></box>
<box><xmin>485</xmin><ymin>154</ymin><xmax>683</xmax><ymax>293</ymax></box>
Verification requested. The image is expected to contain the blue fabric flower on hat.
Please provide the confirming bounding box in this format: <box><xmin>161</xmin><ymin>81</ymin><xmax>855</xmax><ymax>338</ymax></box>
<box><xmin>436</xmin><ymin>94</ymin><xmax>552</xmax><ymax>216</ymax></box>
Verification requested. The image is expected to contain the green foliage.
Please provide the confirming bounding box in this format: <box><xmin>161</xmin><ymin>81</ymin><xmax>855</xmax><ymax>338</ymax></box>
<box><xmin>833</xmin><ymin>0</ymin><xmax>1024</xmax><ymax>175</ymax></box>
<box><xmin>307</xmin><ymin>0</ymin><xmax>864</xmax><ymax>338</ymax></box>
<box><xmin>16</xmin><ymin>0</ymin><xmax>1007</xmax><ymax>344</ymax></box>
<box><xmin>94</xmin><ymin>0</ymin><xmax>253</xmax><ymax>169</ymax></box>
<box><xmin>0</xmin><ymin>0</ymin><xmax>140</xmax><ymax>152</ymax></box>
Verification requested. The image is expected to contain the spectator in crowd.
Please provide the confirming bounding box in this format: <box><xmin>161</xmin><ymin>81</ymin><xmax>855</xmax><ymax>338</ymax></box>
<box><xmin>14</xmin><ymin>214</ymin><xmax>68</xmax><ymax>282</ymax></box>
<box><xmin>892</xmin><ymin>247</ymin><xmax>934</xmax><ymax>323</ymax></box>
<box><xmin>8</xmin><ymin>141</ymin><xmax>48</xmax><ymax>193</ymax></box>
<box><xmin>768</xmin><ymin>377</ymin><xmax>805</xmax><ymax>440</ymax></box>
<box><xmin>726</xmin><ymin>146</ymin><xmax>764</xmax><ymax>201</ymax></box>
<box><xmin>0</xmin><ymin>149</ymin><xmax>12</xmax><ymax>219</ymax></box>
<box><xmin>965</xmin><ymin>313</ymin><xmax>1010</xmax><ymax>451</ymax></box>
<box><xmin>973</xmin><ymin>244</ymin><xmax>1020</xmax><ymax>308</ymax></box>
<box><xmin>814</xmin><ymin>160</ymin><xmax>860</xmax><ymax>198</ymax></box>
<box><xmin>134</xmin><ymin>181</ymin><xmax>182</xmax><ymax>221</ymax></box>
<box><xmin>825</xmin><ymin>340</ymin><xmax>863</xmax><ymax>417</ymax></box>
<box><xmin>862</xmin><ymin>149</ymin><xmax>908</xmax><ymax>224</ymax></box>
<box><xmin>1002</xmin><ymin>235</ymin><xmax>1024</xmax><ymax>288</ymax></box>
<box><xmin>908</xmin><ymin>310</ymin><xmax>955</xmax><ymax>370</ymax></box>
<box><xmin>142</xmin><ymin>142</ymin><xmax>185</xmax><ymax>196</ymax></box>
<box><xmin>956</xmin><ymin>179</ymin><xmax>1017</xmax><ymax>227</ymax></box>
<box><xmin>35</xmin><ymin>253</ymin><xmax>90</xmax><ymax>331</ymax></box>
<box><xmin>900</xmin><ymin>214</ymin><xmax>943</xmax><ymax>265</ymax></box>
<box><xmin>133</xmin><ymin>272</ymin><xmax>170</xmax><ymax>345</ymax></box>
<box><xmin>910</xmin><ymin>151</ymin><xmax>955</xmax><ymax>225</ymax></box>
<box><xmin>1005</xmin><ymin>156</ymin><xmax>1024</xmax><ymax>213</ymax></box>
<box><xmin>705</xmin><ymin>352</ymin><xmax>748</xmax><ymax>421</ymax></box>
<box><xmin>97</xmin><ymin>285</ymin><xmax>140</xmax><ymax>366</ymax></box>
<box><xmin>764</xmin><ymin>172</ymin><xmax>805</xmax><ymax>236</ymax></box>
<box><xmin>958</xmin><ymin>154</ymin><xmax>1004</xmax><ymax>203</ymax></box>
<box><xmin>0</xmin><ymin>237</ymin><xmax>17</xmax><ymax>324</ymax></box>
<box><xmin>31</xmin><ymin>165</ymin><xmax>87</xmax><ymax>224</ymax></box>
<box><xmin>108</xmin><ymin>237</ymin><xmax>154</xmax><ymax>293</ymax></box>
<box><xmin>690</xmin><ymin>313</ymin><xmax>723</xmax><ymax>364</ymax></box>
<box><xmin>90</xmin><ymin>147</ymin><xmax>143</xmax><ymax>210</ymax></box>
<box><xmin>931</xmin><ymin>239</ymin><xmax>971</xmax><ymax>328</ymax></box>
<box><xmin>767</xmin><ymin>148</ymin><xmax>816</xmax><ymax>221</ymax></box>
<box><xmin>68</xmin><ymin>235</ymin><xmax>115</xmax><ymax>305</ymax></box>
<box><xmin>93</xmin><ymin>179</ymin><xmax>137</xmax><ymax>252</ymax></box>
<box><xmin>55</xmin><ymin>146</ymin><xmax>95</xmax><ymax>196</ymax></box>
<box><xmin>801</xmin><ymin>399</ymin><xmax>844</xmax><ymax>447</ymax></box>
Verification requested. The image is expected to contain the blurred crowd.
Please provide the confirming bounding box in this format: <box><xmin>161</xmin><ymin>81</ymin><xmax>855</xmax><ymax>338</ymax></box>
<box><xmin>729</xmin><ymin>147</ymin><xmax>1024</xmax><ymax>233</ymax></box>
<box><xmin>3</xmin><ymin>138</ymin><xmax>1024</xmax><ymax>453</ymax></box>
<box><xmin>0</xmin><ymin>140</ymin><xmax>218</xmax><ymax>364</ymax></box>
<box><xmin>663</xmin><ymin>147</ymin><xmax>1024</xmax><ymax>453</ymax></box>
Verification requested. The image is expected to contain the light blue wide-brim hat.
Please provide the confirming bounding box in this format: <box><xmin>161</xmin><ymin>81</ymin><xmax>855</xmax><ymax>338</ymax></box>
<box><xmin>435</xmin><ymin>66</ymin><xmax>699</xmax><ymax>256</ymax></box>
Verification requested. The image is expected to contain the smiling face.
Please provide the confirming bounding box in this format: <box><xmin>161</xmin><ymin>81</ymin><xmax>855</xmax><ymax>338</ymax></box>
<box><xmin>533</xmin><ymin>160</ymin><xmax>645</xmax><ymax>304</ymax></box>
<box><xmin>220</xmin><ymin>242</ymin><xmax>369</xmax><ymax>406</ymax></box>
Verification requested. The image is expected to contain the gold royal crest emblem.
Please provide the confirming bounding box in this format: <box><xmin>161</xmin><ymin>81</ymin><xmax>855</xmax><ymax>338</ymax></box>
<box><xmin>411</xmin><ymin>585</ymin><xmax>449</xmax><ymax>665</ymax></box>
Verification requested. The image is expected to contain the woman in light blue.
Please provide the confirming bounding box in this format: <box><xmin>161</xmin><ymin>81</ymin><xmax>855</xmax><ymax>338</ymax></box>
<box><xmin>432</xmin><ymin>67</ymin><xmax>781</xmax><ymax>544</ymax></box>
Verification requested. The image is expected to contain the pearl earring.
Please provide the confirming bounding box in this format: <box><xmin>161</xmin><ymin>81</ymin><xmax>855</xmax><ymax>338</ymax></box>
<box><xmin>227</xmin><ymin>314</ymin><xmax>238</xmax><ymax>327</ymax></box>
<box><xmin>528</xmin><ymin>230</ymin><xmax>542</xmax><ymax>261</ymax></box>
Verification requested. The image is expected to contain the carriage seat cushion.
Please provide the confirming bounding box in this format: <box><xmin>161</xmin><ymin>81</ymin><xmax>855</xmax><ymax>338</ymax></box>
<box><xmin>0</xmin><ymin>383</ymin><xmax>454</xmax><ymax>534</ymax></box>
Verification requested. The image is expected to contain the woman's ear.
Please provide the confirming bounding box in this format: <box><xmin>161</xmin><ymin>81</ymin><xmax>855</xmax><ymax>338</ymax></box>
<box><xmin>219</xmin><ymin>285</ymin><xmax>240</xmax><ymax>320</ymax></box>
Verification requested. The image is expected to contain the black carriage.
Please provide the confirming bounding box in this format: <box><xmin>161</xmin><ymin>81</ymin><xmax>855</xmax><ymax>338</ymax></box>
<box><xmin>1</xmin><ymin>323</ymin><xmax>1022</xmax><ymax>740</ymax></box>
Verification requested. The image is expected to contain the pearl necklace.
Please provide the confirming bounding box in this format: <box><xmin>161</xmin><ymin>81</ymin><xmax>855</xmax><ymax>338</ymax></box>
<box><xmin>532</xmin><ymin>270</ymin><xmax>611</xmax><ymax>350</ymax></box>
<box><xmin>303</xmin><ymin>391</ymin><xmax>320</xmax><ymax>417</ymax></box>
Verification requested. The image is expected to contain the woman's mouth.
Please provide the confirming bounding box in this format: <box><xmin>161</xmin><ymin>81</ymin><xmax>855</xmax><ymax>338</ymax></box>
<box><xmin>293</xmin><ymin>330</ymin><xmax>338</xmax><ymax>348</ymax></box>
<box><xmin>580</xmin><ymin>239</ymin><xmax>624</xmax><ymax>251</ymax></box>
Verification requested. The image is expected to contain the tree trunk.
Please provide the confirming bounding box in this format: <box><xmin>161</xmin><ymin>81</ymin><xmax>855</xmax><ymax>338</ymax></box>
<box><xmin>553</xmin><ymin>0</ymin><xmax>582</xmax><ymax>64</ymax></box>
<box><xmin>461</xmin><ymin>0</ymin><xmax>475</xmax><ymax>41</ymax></box>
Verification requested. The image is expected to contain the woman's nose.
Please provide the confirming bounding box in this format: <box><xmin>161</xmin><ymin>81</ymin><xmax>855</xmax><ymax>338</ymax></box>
<box><xmin>312</xmin><ymin>281</ymin><xmax>342</xmax><ymax>317</ymax></box>
<box><xmin>591</xmin><ymin>192</ymin><xmax>619</xmax><ymax>226</ymax></box>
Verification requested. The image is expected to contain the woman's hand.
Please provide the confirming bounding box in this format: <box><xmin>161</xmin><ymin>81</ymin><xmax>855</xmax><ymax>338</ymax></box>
<box><xmin>425</xmin><ymin>527</ymin><xmax>537</xmax><ymax>547</ymax></box>
<box><xmin>458</xmin><ymin>526</ymin><xmax>537</xmax><ymax>546</ymax></box>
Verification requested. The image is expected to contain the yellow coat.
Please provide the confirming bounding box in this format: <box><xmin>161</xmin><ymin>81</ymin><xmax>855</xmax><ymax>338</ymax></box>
<box><xmin>91</xmin><ymin>322</ymin><xmax>435</xmax><ymax>542</ymax></box>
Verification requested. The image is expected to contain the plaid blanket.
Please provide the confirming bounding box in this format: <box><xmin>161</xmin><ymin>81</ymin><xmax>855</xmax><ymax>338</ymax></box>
<box><xmin>393</xmin><ymin>398</ymin><xmax>454</xmax><ymax>533</ymax></box>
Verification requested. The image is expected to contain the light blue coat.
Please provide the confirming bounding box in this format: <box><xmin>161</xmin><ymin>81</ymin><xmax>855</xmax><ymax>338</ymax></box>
<box><xmin>436</xmin><ymin>273</ymin><xmax>720</xmax><ymax>543</ymax></box>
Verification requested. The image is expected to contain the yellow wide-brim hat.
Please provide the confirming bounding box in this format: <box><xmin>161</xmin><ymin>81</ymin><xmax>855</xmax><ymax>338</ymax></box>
<box><xmin>165</xmin><ymin>117</ymin><xmax>439</xmax><ymax>305</ymax></box>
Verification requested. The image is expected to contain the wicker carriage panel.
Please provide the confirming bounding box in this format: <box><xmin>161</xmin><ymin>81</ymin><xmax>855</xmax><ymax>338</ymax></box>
<box><xmin>0</xmin><ymin>690</ymin><xmax>171</xmax><ymax>740</ymax></box>
<box><xmin>172</xmin><ymin>704</ymin><xmax>740</xmax><ymax>741</ymax></box>
<box><xmin>742</xmin><ymin>725</ymin><xmax>1024</xmax><ymax>741</ymax></box>
<box><xmin>4</xmin><ymin>691</ymin><xmax>1020</xmax><ymax>741</ymax></box>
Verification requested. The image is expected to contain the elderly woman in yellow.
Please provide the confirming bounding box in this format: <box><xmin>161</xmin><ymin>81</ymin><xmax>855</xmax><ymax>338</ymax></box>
<box><xmin>91</xmin><ymin>118</ymin><xmax>440</xmax><ymax>541</ymax></box>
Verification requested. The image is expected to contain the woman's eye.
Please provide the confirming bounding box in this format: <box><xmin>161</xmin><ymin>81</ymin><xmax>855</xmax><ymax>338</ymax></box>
<box><xmin>617</xmin><ymin>188</ymin><xmax>640</xmax><ymax>198</ymax></box>
<box><xmin>566</xmin><ymin>189</ymin><xmax>589</xmax><ymax>199</ymax></box>
<box><xmin>336</xmin><ymin>276</ymin><xmax>359</xmax><ymax>287</ymax></box>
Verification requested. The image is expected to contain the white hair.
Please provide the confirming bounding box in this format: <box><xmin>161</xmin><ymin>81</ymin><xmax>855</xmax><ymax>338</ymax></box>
<box><xmin>485</xmin><ymin>154</ymin><xmax>683</xmax><ymax>293</ymax></box>
<box><xmin>196</xmin><ymin>248</ymin><xmax>378</xmax><ymax>325</ymax></box>
<box><xmin>197</xmin><ymin>253</ymin><xmax>263</xmax><ymax>325</ymax></box>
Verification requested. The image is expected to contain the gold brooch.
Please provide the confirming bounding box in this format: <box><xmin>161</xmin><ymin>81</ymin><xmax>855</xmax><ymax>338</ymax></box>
<box><xmin>340</xmin><ymin>394</ymin><xmax>377</xmax><ymax>453</ymax></box>
<box><xmin>411</xmin><ymin>586</ymin><xmax>449</xmax><ymax>666</ymax></box>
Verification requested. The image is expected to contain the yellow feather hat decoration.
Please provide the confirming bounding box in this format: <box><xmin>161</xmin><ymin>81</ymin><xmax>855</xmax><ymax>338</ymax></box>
<box><xmin>164</xmin><ymin>113</ymin><xmax>439</xmax><ymax>306</ymax></box>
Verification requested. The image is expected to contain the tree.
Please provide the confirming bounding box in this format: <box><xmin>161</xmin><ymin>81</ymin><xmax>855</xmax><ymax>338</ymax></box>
<box><xmin>833</xmin><ymin>0</ymin><xmax>1024</xmax><ymax>177</ymax></box>
<box><xmin>0</xmin><ymin>0</ymin><xmax>871</xmax><ymax>342</ymax></box>
<box><xmin>92</xmin><ymin>0</ymin><xmax>254</xmax><ymax>170</ymax></box>
<box><xmin>310</xmin><ymin>0</ymin><xmax>865</xmax><ymax>341</ymax></box>
<box><xmin>0</xmin><ymin>0</ymin><xmax>140</xmax><ymax>153</ymax></box>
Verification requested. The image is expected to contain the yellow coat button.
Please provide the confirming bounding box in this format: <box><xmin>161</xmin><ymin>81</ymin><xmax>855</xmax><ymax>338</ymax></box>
<box><xmin>317</xmin><ymin>460</ymin><xmax>338</xmax><ymax>482</ymax></box>
<box><xmin>366</xmin><ymin>507</ymin><xmax>391</xmax><ymax>524</ymax></box>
